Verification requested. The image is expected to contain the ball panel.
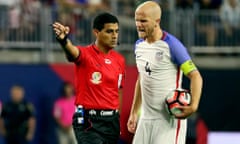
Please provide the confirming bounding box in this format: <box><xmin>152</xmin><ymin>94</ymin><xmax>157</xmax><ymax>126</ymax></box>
<box><xmin>165</xmin><ymin>89</ymin><xmax>191</xmax><ymax>116</ymax></box>
<box><xmin>170</xmin><ymin>107</ymin><xmax>182</xmax><ymax>115</ymax></box>
<box><xmin>178</xmin><ymin>92</ymin><xmax>191</xmax><ymax>106</ymax></box>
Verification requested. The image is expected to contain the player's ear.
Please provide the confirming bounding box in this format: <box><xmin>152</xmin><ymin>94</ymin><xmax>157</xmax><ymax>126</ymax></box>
<box><xmin>155</xmin><ymin>18</ymin><xmax>160</xmax><ymax>26</ymax></box>
<box><xmin>93</xmin><ymin>29</ymin><xmax>99</xmax><ymax>37</ymax></box>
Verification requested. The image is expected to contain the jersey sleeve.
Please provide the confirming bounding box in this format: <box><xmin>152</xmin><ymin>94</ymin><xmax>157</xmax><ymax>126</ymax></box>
<box><xmin>73</xmin><ymin>46</ymin><xmax>86</xmax><ymax>64</ymax></box>
<box><xmin>167</xmin><ymin>35</ymin><xmax>197</xmax><ymax>75</ymax></box>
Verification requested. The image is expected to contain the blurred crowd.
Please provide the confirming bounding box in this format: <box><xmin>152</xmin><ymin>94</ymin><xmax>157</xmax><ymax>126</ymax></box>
<box><xmin>176</xmin><ymin>0</ymin><xmax>240</xmax><ymax>46</ymax></box>
<box><xmin>0</xmin><ymin>0</ymin><xmax>239</xmax><ymax>46</ymax></box>
<box><xmin>0</xmin><ymin>0</ymin><xmax>136</xmax><ymax>43</ymax></box>
<box><xmin>0</xmin><ymin>0</ymin><xmax>42</xmax><ymax>41</ymax></box>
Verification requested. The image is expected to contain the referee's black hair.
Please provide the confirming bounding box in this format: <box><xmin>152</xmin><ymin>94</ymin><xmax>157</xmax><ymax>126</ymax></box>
<box><xmin>93</xmin><ymin>12</ymin><xmax>119</xmax><ymax>31</ymax></box>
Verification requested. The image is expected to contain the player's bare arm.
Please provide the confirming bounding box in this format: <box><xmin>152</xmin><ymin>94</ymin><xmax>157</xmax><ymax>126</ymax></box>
<box><xmin>175</xmin><ymin>70</ymin><xmax>203</xmax><ymax>119</ymax></box>
<box><xmin>26</xmin><ymin>117</ymin><xmax>36</xmax><ymax>141</ymax></box>
<box><xmin>131</xmin><ymin>76</ymin><xmax>142</xmax><ymax>114</ymax></box>
<box><xmin>0</xmin><ymin>118</ymin><xmax>6</xmax><ymax>136</ymax></box>
<box><xmin>52</xmin><ymin>22</ymin><xmax>80</xmax><ymax>60</ymax></box>
<box><xmin>127</xmin><ymin>76</ymin><xmax>142</xmax><ymax>133</ymax></box>
<box><xmin>188</xmin><ymin>70</ymin><xmax>203</xmax><ymax>111</ymax></box>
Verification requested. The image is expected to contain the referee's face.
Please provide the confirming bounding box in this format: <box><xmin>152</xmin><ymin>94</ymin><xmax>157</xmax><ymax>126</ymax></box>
<box><xmin>95</xmin><ymin>23</ymin><xmax>119</xmax><ymax>50</ymax></box>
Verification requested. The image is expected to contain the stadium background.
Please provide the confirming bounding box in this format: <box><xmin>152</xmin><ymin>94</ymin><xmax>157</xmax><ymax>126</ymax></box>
<box><xmin>0</xmin><ymin>0</ymin><xmax>240</xmax><ymax>143</ymax></box>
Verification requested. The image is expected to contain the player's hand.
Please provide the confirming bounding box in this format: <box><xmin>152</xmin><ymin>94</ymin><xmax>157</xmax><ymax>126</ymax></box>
<box><xmin>26</xmin><ymin>132</ymin><xmax>34</xmax><ymax>141</ymax></box>
<box><xmin>127</xmin><ymin>113</ymin><xmax>138</xmax><ymax>133</ymax></box>
<box><xmin>52</xmin><ymin>22</ymin><xmax>70</xmax><ymax>40</ymax></box>
<box><xmin>174</xmin><ymin>105</ymin><xmax>196</xmax><ymax>119</ymax></box>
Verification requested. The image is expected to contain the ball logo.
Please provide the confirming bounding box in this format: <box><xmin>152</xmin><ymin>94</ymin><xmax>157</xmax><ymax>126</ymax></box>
<box><xmin>90</xmin><ymin>72</ymin><xmax>102</xmax><ymax>84</ymax></box>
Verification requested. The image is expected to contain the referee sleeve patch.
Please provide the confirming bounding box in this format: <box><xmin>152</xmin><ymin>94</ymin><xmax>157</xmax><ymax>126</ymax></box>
<box><xmin>180</xmin><ymin>60</ymin><xmax>197</xmax><ymax>75</ymax></box>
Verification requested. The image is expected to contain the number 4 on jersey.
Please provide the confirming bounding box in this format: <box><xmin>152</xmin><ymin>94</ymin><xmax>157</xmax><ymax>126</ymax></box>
<box><xmin>145</xmin><ymin>62</ymin><xmax>152</xmax><ymax>75</ymax></box>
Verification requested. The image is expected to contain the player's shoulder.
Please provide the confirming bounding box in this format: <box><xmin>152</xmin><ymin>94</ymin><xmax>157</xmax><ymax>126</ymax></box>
<box><xmin>134</xmin><ymin>39</ymin><xmax>145</xmax><ymax>52</ymax></box>
<box><xmin>135</xmin><ymin>38</ymin><xmax>145</xmax><ymax>45</ymax></box>
<box><xmin>163</xmin><ymin>31</ymin><xmax>181</xmax><ymax>43</ymax></box>
<box><xmin>24</xmin><ymin>100</ymin><xmax>34</xmax><ymax>106</ymax></box>
<box><xmin>26</xmin><ymin>102</ymin><xmax>35</xmax><ymax>112</ymax></box>
<box><xmin>163</xmin><ymin>31</ymin><xmax>185</xmax><ymax>48</ymax></box>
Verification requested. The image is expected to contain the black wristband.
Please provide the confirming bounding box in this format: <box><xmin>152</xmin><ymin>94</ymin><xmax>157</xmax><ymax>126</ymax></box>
<box><xmin>56</xmin><ymin>35</ymin><xmax>68</xmax><ymax>47</ymax></box>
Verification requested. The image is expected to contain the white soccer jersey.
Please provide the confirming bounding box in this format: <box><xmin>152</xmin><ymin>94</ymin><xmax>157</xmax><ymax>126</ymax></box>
<box><xmin>133</xmin><ymin>31</ymin><xmax>193</xmax><ymax>144</ymax></box>
<box><xmin>135</xmin><ymin>31</ymin><xmax>191</xmax><ymax>120</ymax></box>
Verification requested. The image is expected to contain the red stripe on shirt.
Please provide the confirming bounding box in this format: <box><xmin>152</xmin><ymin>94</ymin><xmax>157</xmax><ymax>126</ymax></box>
<box><xmin>175</xmin><ymin>119</ymin><xmax>181</xmax><ymax>144</ymax></box>
<box><xmin>175</xmin><ymin>68</ymin><xmax>181</xmax><ymax>89</ymax></box>
<box><xmin>175</xmin><ymin>68</ymin><xmax>181</xmax><ymax>144</ymax></box>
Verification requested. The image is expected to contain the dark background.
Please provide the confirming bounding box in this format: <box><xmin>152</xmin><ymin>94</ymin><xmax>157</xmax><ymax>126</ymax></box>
<box><xmin>183</xmin><ymin>68</ymin><xmax>240</xmax><ymax>131</ymax></box>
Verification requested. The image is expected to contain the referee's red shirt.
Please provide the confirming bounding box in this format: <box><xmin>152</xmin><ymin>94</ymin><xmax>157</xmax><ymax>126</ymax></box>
<box><xmin>73</xmin><ymin>44</ymin><xmax>125</xmax><ymax>110</ymax></box>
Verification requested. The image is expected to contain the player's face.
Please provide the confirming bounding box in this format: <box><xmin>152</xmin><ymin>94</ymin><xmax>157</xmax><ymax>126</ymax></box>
<box><xmin>135</xmin><ymin>11</ymin><xmax>155</xmax><ymax>39</ymax></box>
<box><xmin>96</xmin><ymin>23</ymin><xmax>119</xmax><ymax>50</ymax></box>
<box><xmin>64</xmin><ymin>84</ymin><xmax>74</xmax><ymax>97</ymax></box>
<box><xmin>11</xmin><ymin>87</ymin><xmax>24</xmax><ymax>103</ymax></box>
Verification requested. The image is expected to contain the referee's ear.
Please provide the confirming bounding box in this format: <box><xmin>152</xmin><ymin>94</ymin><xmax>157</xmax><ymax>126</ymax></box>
<box><xmin>93</xmin><ymin>29</ymin><xmax>99</xmax><ymax>37</ymax></box>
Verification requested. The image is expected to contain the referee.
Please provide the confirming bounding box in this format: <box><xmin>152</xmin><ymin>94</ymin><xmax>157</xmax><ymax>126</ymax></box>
<box><xmin>52</xmin><ymin>12</ymin><xmax>126</xmax><ymax>144</ymax></box>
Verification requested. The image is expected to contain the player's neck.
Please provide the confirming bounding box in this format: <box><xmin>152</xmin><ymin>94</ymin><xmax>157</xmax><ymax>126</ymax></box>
<box><xmin>146</xmin><ymin>28</ymin><xmax>163</xmax><ymax>43</ymax></box>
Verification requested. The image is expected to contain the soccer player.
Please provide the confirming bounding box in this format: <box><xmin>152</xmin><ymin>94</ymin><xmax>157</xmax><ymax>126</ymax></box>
<box><xmin>127</xmin><ymin>1</ymin><xmax>203</xmax><ymax>144</ymax></box>
<box><xmin>52</xmin><ymin>12</ymin><xmax>125</xmax><ymax>144</ymax></box>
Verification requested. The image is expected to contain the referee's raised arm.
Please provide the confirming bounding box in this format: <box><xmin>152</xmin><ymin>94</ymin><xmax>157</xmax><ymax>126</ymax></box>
<box><xmin>52</xmin><ymin>22</ymin><xmax>80</xmax><ymax>61</ymax></box>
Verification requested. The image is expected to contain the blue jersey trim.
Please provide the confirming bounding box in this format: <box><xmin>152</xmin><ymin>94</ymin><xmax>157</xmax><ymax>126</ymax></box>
<box><xmin>163</xmin><ymin>31</ymin><xmax>191</xmax><ymax>66</ymax></box>
<box><xmin>134</xmin><ymin>38</ymin><xmax>144</xmax><ymax>55</ymax></box>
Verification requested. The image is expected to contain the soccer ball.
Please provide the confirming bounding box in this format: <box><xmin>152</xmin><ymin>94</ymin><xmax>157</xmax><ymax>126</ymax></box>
<box><xmin>165</xmin><ymin>89</ymin><xmax>191</xmax><ymax>115</ymax></box>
